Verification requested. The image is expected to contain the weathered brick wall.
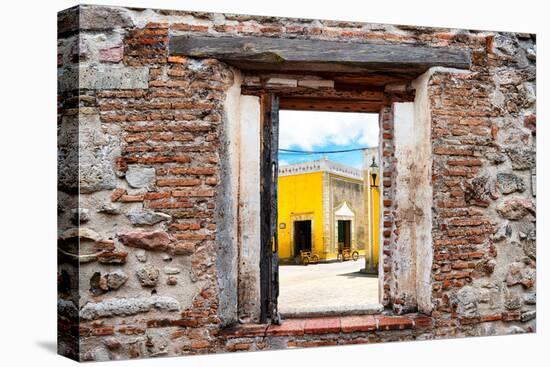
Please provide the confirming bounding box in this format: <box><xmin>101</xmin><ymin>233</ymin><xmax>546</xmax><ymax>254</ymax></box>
<box><xmin>379</xmin><ymin>105</ymin><xmax>397</xmax><ymax>308</ymax></box>
<box><xmin>428</xmin><ymin>38</ymin><xmax>536</xmax><ymax>326</ymax></box>
<box><xmin>57</xmin><ymin>5</ymin><xmax>536</xmax><ymax>361</ymax></box>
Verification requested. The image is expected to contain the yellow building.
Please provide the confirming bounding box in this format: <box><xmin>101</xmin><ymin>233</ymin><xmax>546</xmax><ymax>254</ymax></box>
<box><xmin>277</xmin><ymin>156</ymin><xmax>380</xmax><ymax>267</ymax></box>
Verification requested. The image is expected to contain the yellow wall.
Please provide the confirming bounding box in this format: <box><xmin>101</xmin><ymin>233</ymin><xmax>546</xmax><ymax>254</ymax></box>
<box><xmin>368</xmin><ymin>186</ymin><xmax>381</xmax><ymax>266</ymax></box>
<box><xmin>277</xmin><ymin>172</ymin><xmax>324</xmax><ymax>260</ymax></box>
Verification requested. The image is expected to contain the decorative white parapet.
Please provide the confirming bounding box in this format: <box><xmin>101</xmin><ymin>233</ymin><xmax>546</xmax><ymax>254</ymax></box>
<box><xmin>278</xmin><ymin>157</ymin><xmax>363</xmax><ymax>180</ymax></box>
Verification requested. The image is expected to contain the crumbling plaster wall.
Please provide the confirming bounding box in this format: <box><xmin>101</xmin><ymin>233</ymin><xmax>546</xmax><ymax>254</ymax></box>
<box><xmin>411</xmin><ymin>71</ymin><xmax>435</xmax><ymax>314</ymax></box>
<box><xmin>215</xmin><ymin>68</ymin><xmax>242</xmax><ymax>327</ymax></box>
<box><xmin>387</xmin><ymin>70</ymin><xmax>436</xmax><ymax>315</ymax></box>
<box><xmin>392</xmin><ymin>99</ymin><xmax>433</xmax><ymax>313</ymax></box>
<box><xmin>57</xmin><ymin>4</ymin><xmax>536</xmax><ymax>361</ymax></box>
<box><xmin>237</xmin><ymin>95</ymin><xmax>262</xmax><ymax>323</ymax></box>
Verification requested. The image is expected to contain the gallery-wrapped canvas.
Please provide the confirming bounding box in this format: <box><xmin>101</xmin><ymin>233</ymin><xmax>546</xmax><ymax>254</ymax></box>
<box><xmin>58</xmin><ymin>4</ymin><xmax>536</xmax><ymax>362</ymax></box>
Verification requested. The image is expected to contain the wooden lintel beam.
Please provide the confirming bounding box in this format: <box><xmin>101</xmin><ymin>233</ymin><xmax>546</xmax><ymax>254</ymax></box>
<box><xmin>241</xmin><ymin>86</ymin><xmax>384</xmax><ymax>101</ymax></box>
<box><xmin>279</xmin><ymin>98</ymin><xmax>382</xmax><ymax>113</ymax></box>
<box><xmin>170</xmin><ymin>36</ymin><xmax>471</xmax><ymax>74</ymax></box>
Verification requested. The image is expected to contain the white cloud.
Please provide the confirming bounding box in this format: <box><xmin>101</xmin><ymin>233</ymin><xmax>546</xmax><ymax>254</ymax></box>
<box><xmin>279</xmin><ymin>110</ymin><xmax>379</xmax><ymax>150</ymax></box>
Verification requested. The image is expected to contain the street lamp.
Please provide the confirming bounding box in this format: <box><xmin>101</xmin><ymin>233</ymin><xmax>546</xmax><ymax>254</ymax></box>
<box><xmin>370</xmin><ymin>157</ymin><xmax>378</xmax><ymax>188</ymax></box>
<box><xmin>362</xmin><ymin>154</ymin><xmax>379</xmax><ymax>275</ymax></box>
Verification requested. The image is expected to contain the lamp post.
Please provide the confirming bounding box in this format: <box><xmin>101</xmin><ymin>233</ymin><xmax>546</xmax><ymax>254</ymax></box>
<box><xmin>370</xmin><ymin>157</ymin><xmax>378</xmax><ymax>188</ymax></box>
<box><xmin>364</xmin><ymin>156</ymin><xmax>379</xmax><ymax>274</ymax></box>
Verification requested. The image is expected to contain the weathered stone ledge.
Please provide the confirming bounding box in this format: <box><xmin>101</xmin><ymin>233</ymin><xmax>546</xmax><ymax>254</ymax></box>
<box><xmin>221</xmin><ymin>310</ymin><xmax>534</xmax><ymax>338</ymax></box>
<box><xmin>221</xmin><ymin>314</ymin><xmax>431</xmax><ymax>338</ymax></box>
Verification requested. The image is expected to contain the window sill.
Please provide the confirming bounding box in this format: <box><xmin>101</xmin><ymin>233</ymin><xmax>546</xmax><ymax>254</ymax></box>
<box><xmin>221</xmin><ymin>313</ymin><xmax>433</xmax><ymax>338</ymax></box>
<box><xmin>280</xmin><ymin>303</ymin><xmax>384</xmax><ymax>319</ymax></box>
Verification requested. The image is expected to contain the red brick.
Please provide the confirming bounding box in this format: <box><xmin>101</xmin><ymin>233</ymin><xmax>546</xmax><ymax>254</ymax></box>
<box><xmin>91</xmin><ymin>327</ymin><xmax>114</xmax><ymax>336</ymax></box>
<box><xmin>286</xmin><ymin>25</ymin><xmax>305</xmax><ymax>33</ymax></box>
<box><xmin>170</xmin><ymin>330</ymin><xmax>186</xmax><ymax>340</ymax></box>
<box><xmin>460</xmin><ymin>317</ymin><xmax>481</xmax><ymax>325</ymax></box>
<box><xmin>111</xmin><ymin>188</ymin><xmax>126</xmax><ymax>202</ymax></box>
<box><xmin>167</xmin><ymin>56</ymin><xmax>187</xmax><ymax>64</ymax></box>
<box><xmin>447</xmin><ymin>159</ymin><xmax>483</xmax><ymax>166</ymax></box>
<box><xmin>266</xmin><ymin>319</ymin><xmax>306</xmax><ymax>336</ymax></box>
<box><xmin>174</xmin><ymin>233</ymin><xmax>207</xmax><ymax>240</ymax></box>
<box><xmin>95</xmin><ymin>240</ymin><xmax>115</xmax><ymax>252</ymax></box>
<box><xmin>481</xmin><ymin>314</ymin><xmax>502</xmax><ymax>322</ymax></box>
<box><xmin>340</xmin><ymin>315</ymin><xmax>376</xmax><ymax>333</ymax></box>
<box><xmin>191</xmin><ymin>340</ymin><xmax>210</xmax><ymax>349</ymax></box>
<box><xmin>146</xmin><ymin>319</ymin><xmax>172</xmax><ymax>328</ymax></box>
<box><xmin>260</xmin><ymin>26</ymin><xmax>283</xmax><ymax>34</ymax></box>
<box><xmin>117</xmin><ymin>326</ymin><xmax>145</xmax><ymax>335</ymax></box>
<box><xmin>101</xmin><ymin>114</ymin><xmax>127</xmax><ymax>123</ymax></box>
<box><xmin>502</xmin><ymin>311</ymin><xmax>522</xmax><ymax>322</ymax></box>
<box><xmin>433</xmin><ymin>147</ymin><xmax>474</xmax><ymax>156</ymax></box>
<box><xmin>167</xmin><ymin>167</ymin><xmax>216</xmax><ymax>175</ymax></box>
<box><xmin>449</xmin><ymin>218</ymin><xmax>489</xmax><ymax>226</ymax></box>
<box><xmin>221</xmin><ymin>323</ymin><xmax>268</xmax><ymax>337</ymax></box>
<box><xmin>172</xmin><ymin>23</ymin><xmax>210</xmax><ymax>32</ymax></box>
<box><xmin>172</xmin><ymin>189</ymin><xmax>215</xmax><ymax>197</ymax></box>
<box><xmin>227</xmin><ymin>343</ymin><xmax>251</xmax><ymax>351</ymax></box>
<box><xmin>524</xmin><ymin>114</ymin><xmax>536</xmax><ymax>132</ymax></box>
<box><xmin>181</xmin><ymin>310</ymin><xmax>210</xmax><ymax>318</ymax></box>
<box><xmin>408</xmin><ymin>314</ymin><xmax>433</xmax><ymax>329</ymax></box>
<box><xmin>172</xmin><ymin>101</ymin><xmax>215</xmax><ymax>110</ymax></box>
<box><xmin>144</xmin><ymin>192</ymin><xmax>171</xmax><ymax>200</ymax></box>
<box><xmin>446</xmin><ymin>169</ymin><xmax>469</xmax><ymax>177</ymax></box>
<box><xmin>376</xmin><ymin>316</ymin><xmax>413</xmax><ymax>330</ymax></box>
<box><xmin>120</xmin><ymin>194</ymin><xmax>145</xmax><ymax>202</ymax></box>
<box><xmin>290</xmin><ymin>340</ymin><xmax>338</xmax><ymax>348</ymax></box>
<box><xmin>449</xmin><ymin>190</ymin><xmax>465</xmax><ymax>198</ymax></box>
<box><xmin>304</xmin><ymin>317</ymin><xmax>341</xmax><ymax>334</ymax></box>
<box><xmin>171</xmin><ymin>242</ymin><xmax>195</xmax><ymax>256</ymax></box>
<box><xmin>97</xmin><ymin>251</ymin><xmax>128</xmax><ymax>264</ymax></box>
<box><xmin>171</xmin><ymin>319</ymin><xmax>200</xmax><ymax>328</ymax></box>
<box><xmin>169</xmin><ymin>223</ymin><xmax>201</xmax><ymax>231</ymax></box>
<box><xmin>157</xmin><ymin>179</ymin><xmax>201</xmax><ymax>187</ymax></box>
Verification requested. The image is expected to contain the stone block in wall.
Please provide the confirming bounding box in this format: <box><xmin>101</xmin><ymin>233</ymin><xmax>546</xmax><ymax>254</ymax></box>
<box><xmin>99</xmin><ymin>45</ymin><xmax>124</xmax><ymax>63</ymax></box>
<box><xmin>505</xmin><ymin>145</ymin><xmax>536</xmax><ymax>170</ymax></box>
<box><xmin>125</xmin><ymin>166</ymin><xmax>156</xmax><ymax>189</ymax></box>
<box><xmin>82</xmin><ymin>65</ymin><xmax>149</xmax><ymax>90</ymax></box>
<box><xmin>79</xmin><ymin>296</ymin><xmax>180</xmax><ymax>320</ymax></box>
<box><xmin>79</xmin><ymin>5</ymin><xmax>134</xmax><ymax>31</ymax></box>
<box><xmin>58</xmin><ymin>5</ymin><xmax>134</xmax><ymax>35</ymax></box>
<box><xmin>79</xmin><ymin>114</ymin><xmax>120</xmax><ymax>193</ymax></box>
<box><xmin>59</xmin><ymin>65</ymin><xmax>148</xmax><ymax>92</ymax></box>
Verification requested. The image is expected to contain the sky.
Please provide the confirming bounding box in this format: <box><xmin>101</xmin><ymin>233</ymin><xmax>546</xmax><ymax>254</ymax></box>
<box><xmin>278</xmin><ymin>110</ymin><xmax>379</xmax><ymax>169</ymax></box>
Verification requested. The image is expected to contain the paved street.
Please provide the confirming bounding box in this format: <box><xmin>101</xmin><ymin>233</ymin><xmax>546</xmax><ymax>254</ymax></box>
<box><xmin>278</xmin><ymin>259</ymin><xmax>379</xmax><ymax>315</ymax></box>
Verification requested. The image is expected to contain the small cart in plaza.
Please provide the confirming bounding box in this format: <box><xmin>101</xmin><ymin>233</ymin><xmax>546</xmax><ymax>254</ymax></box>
<box><xmin>300</xmin><ymin>250</ymin><xmax>320</xmax><ymax>265</ymax></box>
<box><xmin>337</xmin><ymin>248</ymin><xmax>360</xmax><ymax>262</ymax></box>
